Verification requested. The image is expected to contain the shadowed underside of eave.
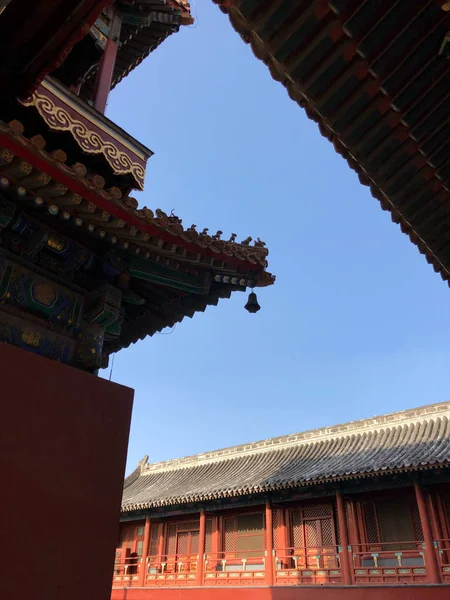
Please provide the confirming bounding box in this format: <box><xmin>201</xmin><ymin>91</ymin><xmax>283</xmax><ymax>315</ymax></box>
<box><xmin>211</xmin><ymin>0</ymin><xmax>450</xmax><ymax>287</ymax></box>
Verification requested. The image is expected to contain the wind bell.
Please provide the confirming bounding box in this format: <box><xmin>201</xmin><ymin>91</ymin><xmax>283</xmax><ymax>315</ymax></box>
<box><xmin>244</xmin><ymin>289</ymin><xmax>261</xmax><ymax>314</ymax></box>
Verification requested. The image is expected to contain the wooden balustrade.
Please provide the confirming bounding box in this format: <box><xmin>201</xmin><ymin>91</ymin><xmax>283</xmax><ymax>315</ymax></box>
<box><xmin>436</xmin><ymin>539</ymin><xmax>450</xmax><ymax>582</ymax></box>
<box><xmin>274</xmin><ymin>546</ymin><xmax>343</xmax><ymax>585</ymax></box>
<box><xmin>351</xmin><ymin>541</ymin><xmax>427</xmax><ymax>584</ymax></box>
<box><xmin>112</xmin><ymin>540</ymin><xmax>450</xmax><ymax>588</ymax></box>
<box><xmin>204</xmin><ymin>551</ymin><xmax>267</xmax><ymax>586</ymax></box>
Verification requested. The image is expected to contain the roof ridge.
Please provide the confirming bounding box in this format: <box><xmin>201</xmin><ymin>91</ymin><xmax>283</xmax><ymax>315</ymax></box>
<box><xmin>139</xmin><ymin>401</ymin><xmax>450</xmax><ymax>475</ymax></box>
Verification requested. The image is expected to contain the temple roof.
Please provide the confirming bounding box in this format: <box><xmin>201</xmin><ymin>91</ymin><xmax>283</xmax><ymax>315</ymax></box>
<box><xmin>112</xmin><ymin>0</ymin><xmax>193</xmax><ymax>89</ymax></box>
<box><xmin>0</xmin><ymin>118</ymin><xmax>274</xmax><ymax>361</ymax></box>
<box><xmin>211</xmin><ymin>0</ymin><xmax>450</xmax><ymax>287</ymax></box>
<box><xmin>84</xmin><ymin>0</ymin><xmax>193</xmax><ymax>95</ymax></box>
<box><xmin>122</xmin><ymin>401</ymin><xmax>450</xmax><ymax>511</ymax></box>
<box><xmin>0</xmin><ymin>118</ymin><xmax>272</xmax><ymax>276</ymax></box>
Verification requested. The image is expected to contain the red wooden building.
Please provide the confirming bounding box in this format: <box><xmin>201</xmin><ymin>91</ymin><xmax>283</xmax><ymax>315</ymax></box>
<box><xmin>0</xmin><ymin>3</ymin><xmax>273</xmax><ymax>600</ymax></box>
<box><xmin>112</xmin><ymin>402</ymin><xmax>450</xmax><ymax>600</ymax></box>
<box><xmin>2</xmin><ymin>2</ymin><xmax>450</xmax><ymax>599</ymax></box>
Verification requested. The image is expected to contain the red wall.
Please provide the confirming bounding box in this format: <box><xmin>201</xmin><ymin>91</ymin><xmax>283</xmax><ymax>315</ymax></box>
<box><xmin>0</xmin><ymin>343</ymin><xmax>134</xmax><ymax>600</ymax></box>
<box><xmin>111</xmin><ymin>586</ymin><xmax>450</xmax><ymax>600</ymax></box>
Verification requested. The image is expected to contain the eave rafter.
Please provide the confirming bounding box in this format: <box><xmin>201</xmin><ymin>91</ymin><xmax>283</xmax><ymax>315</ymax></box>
<box><xmin>212</xmin><ymin>0</ymin><xmax>450</xmax><ymax>285</ymax></box>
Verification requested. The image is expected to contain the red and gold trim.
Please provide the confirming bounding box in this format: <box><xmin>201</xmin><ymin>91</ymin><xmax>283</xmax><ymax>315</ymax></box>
<box><xmin>21</xmin><ymin>78</ymin><xmax>149</xmax><ymax>190</ymax></box>
<box><xmin>0</xmin><ymin>119</ymin><xmax>274</xmax><ymax>284</ymax></box>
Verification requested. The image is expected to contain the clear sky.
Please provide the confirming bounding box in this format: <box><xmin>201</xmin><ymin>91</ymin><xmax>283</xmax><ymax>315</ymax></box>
<box><xmin>104</xmin><ymin>1</ymin><xmax>450</xmax><ymax>475</ymax></box>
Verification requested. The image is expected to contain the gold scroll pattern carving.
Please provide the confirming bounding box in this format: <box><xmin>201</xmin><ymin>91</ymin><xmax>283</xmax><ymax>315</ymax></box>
<box><xmin>22</xmin><ymin>93</ymin><xmax>146</xmax><ymax>189</ymax></box>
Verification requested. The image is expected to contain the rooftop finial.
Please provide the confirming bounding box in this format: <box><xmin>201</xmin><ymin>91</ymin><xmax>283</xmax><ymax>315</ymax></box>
<box><xmin>138</xmin><ymin>455</ymin><xmax>149</xmax><ymax>471</ymax></box>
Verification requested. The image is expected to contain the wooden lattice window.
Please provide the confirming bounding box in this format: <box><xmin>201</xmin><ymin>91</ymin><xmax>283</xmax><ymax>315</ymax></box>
<box><xmin>178</xmin><ymin>520</ymin><xmax>200</xmax><ymax>532</ymax></box>
<box><xmin>205</xmin><ymin>519</ymin><xmax>213</xmax><ymax>553</ymax></box>
<box><xmin>334</xmin><ymin>502</ymin><xmax>342</xmax><ymax>545</ymax></box>
<box><xmin>361</xmin><ymin>497</ymin><xmax>423</xmax><ymax>549</ymax></box>
<box><xmin>292</xmin><ymin>510</ymin><xmax>305</xmax><ymax>547</ymax></box>
<box><xmin>363</xmin><ymin>502</ymin><xmax>379</xmax><ymax>544</ymax></box>
<box><xmin>411</xmin><ymin>502</ymin><xmax>424</xmax><ymax>541</ymax></box>
<box><xmin>224</xmin><ymin>517</ymin><xmax>235</xmax><ymax>552</ymax></box>
<box><xmin>149</xmin><ymin>523</ymin><xmax>162</xmax><ymax>556</ymax></box>
<box><xmin>290</xmin><ymin>505</ymin><xmax>335</xmax><ymax>548</ymax></box>
<box><xmin>166</xmin><ymin>524</ymin><xmax>177</xmax><ymax>555</ymax></box>
<box><xmin>177</xmin><ymin>530</ymin><xmax>199</xmax><ymax>555</ymax></box>
<box><xmin>136</xmin><ymin>525</ymin><xmax>145</xmax><ymax>556</ymax></box>
<box><xmin>442</xmin><ymin>493</ymin><xmax>450</xmax><ymax>537</ymax></box>
<box><xmin>272</xmin><ymin>509</ymin><xmax>278</xmax><ymax>549</ymax></box>
<box><xmin>165</xmin><ymin>520</ymin><xmax>200</xmax><ymax>558</ymax></box>
<box><xmin>222</xmin><ymin>513</ymin><xmax>265</xmax><ymax>558</ymax></box>
<box><xmin>118</xmin><ymin>521</ymin><xmax>145</xmax><ymax>555</ymax></box>
<box><xmin>119</xmin><ymin>523</ymin><xmax>133</xmax><ymax>548</ymax></box>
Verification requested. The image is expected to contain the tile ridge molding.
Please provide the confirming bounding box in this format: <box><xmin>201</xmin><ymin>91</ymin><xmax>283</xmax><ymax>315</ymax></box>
<box><xmin>141</xmin><ymin>402</ymin><xmax>450</xmax><ymax>475</ymax></box>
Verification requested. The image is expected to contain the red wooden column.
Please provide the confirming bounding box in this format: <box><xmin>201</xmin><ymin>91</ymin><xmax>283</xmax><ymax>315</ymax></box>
<box><xmin>346</xmin><ymin>500</ymin><xmax>361</xmax><ymax>546</ymax></box>
<box><xmin>414</xmin><ymin>483</ymin><xmax>441</xmax><ymax>583</ymax></box>
<box><xmin>93</xmin><ymin>37</ymin><xmax>118</xmax><ymax>114</ymax></box>
<box><xmin>157</xmin><ymin>523</ymin><xmax>166</xmax><ymax>568</ymax></box>
<box><xmin>278</xmin><ymin>509</ymin><xmax>288</xmax><ymax>550</ymax></box>
<box><xmin>139</xmin><ymin>516</ymin><xmax>151</xmax><ymax>586</ymax></box>
<box><xmin>276</xmin><ymin>508</ymin><xmax>289</xmax><ymax>567</ymax></box>
<box><xmin>346</xmin><ymin>499</ymin><xmax>362</xmax><ymax>568</ymax></box>
<box><xmin>209</xmin><ymin>516</ymin><xmax>220</xmax><ymax>576</ymax></box>
<box><xmin>436</xmin><ymin>493</ymin><xmax>450</xmax><ymax>540</ymax></box>
<box><xmin>428</xmin><ymin>492</ymin><xmax>444</xmax><ymax>542</ymax></box>
<box><xmin>197</xmin><ymin>509</ymin><xmax>206</xmax><ymax>585</ymax></box>
<box><xmin>336</xmin><ymin>492</ymin><xmax>353</xmax><ymax>585</ymax></box>
<box><xmin>212</xmin><ymin>516</ymin><xmax>220</xmax><ymax>554</ymax></box>
<box><xmin>265</xmin><ymin>501</ymin><xmax>274</xmax><ymax>585</ymax></box>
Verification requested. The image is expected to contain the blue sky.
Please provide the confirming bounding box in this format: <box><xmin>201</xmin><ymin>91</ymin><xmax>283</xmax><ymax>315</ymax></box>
<box><xmin>105</xmin><ymin>2</ymin><xmax>450</xmax><ymax>474</ymax></box>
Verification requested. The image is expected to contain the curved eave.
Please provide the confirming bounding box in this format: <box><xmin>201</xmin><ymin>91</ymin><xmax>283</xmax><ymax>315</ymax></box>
<box><xmin>109</xmin><ymin>285</ymin><xmax>235</xmax><ymax>352</ymax></box>
<box><xmin>0</xmin><ymin>119</ymin><xmax>274</xmax><ymax>284</ymax></box>
<box><xmin>121</xmin><ymin>404</ymin><xmax>450</xmax><ymax>512</ymax></box>
<box><xmin>110</xmin><ymin>0</ymin><xmax>194</xmax><ymax>90</ymax></box>
<box><xmin>121</xmin><ymin>461</ymin><xmax>450</xmax><ymax>512</ymax></box>
<box><xmin>212</xmin><ymin>0</ymin><xmax>450</xmax><ymax>287</ymax></box>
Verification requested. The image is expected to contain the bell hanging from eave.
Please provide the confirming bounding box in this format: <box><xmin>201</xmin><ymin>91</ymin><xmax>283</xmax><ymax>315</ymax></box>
<box><xmin>245</xmin><ymin>290</ymin><xmax>261</xmax><ymax>314</ymax></box>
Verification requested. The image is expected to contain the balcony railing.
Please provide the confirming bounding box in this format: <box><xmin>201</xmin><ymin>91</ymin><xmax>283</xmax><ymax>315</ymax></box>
<box><xmin>436</xmin><ymin>539</ymin><xmax>450</xmax><ymax>583</ymax></box>
<box><xmin>113</xmin><ymin>555</ymin><xmax>141</xmax><ymax>587</ymax></box>
<box><xmin>274</xmin><ymin>546</ymin><xmax>342</xmax><ymax>585</ymax></box>
<box><xmin>351</xmin><ymin>541</ymin><xmax>427</xmax><ymax>584</ymax></box>
<box><xmin>112</xmin><ymin>540</ymin><xmax>450</xmax><ymax>588</ymax></box>
<box><xmin>114</xmin><ymin>554</ymin><xmax>200</xmax><ymax>587</ymax></box>
<box><xmin>204</xmin><ymin>551</ymin><xmax>267</xmax><ymax>586</ymax></box>
<box><xmin>145</xmin><ymin>554</ymin><xmax>199</xmax><ymax>586</ymax></box>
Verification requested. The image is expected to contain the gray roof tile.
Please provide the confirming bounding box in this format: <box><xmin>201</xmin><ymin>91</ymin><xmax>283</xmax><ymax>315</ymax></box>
<box><xmin>122</xmin><ymin>402</ymin><xmax>450</xmax><ymax>511</ymax></box>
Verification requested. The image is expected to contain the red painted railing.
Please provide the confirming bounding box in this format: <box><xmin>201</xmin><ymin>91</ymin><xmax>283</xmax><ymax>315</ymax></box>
<box><xmin>114</xmin><ymin>554</ymin><xmax>200</xmax><ymax>587</ymax></box>
<box><xmin>436</xmin><ymin>539</ymin><xmax>450</xmax><ymax>582</ymax></box>
<box><xmin>144</xmin><ymin>554</ymin><xmax>199</xmax><ymax>586</ymax></box>
<box><xmin>274</xmin><ymin>546</ymin><xmax>342</xmax><ymax>585</ymax></box>
<box><xmin>112</xmin><ymin>540</ymin><xmax>450</xmax><ymax>588</ymax></box>
<box><xmin>204</xmin><ymin>551</ymin><xmax>267</xmax><ymax>585</ymax></box>
<box><xmin>113</xmin><ymin>556</ymin><xmax>142</xmax><ymax>587</ymax></box>
<box><xmin>351</xmin><ymin>541</ymin><xmax>427</xmax><ymax>584</ymax></box>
